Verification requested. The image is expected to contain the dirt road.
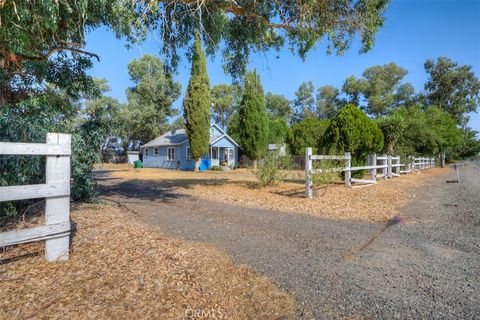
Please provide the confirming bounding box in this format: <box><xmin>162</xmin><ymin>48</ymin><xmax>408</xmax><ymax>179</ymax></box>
<box><xmin>97</xmin><ymin>162</ymin><xmax>480</xmax><ymax>319</ymax></box>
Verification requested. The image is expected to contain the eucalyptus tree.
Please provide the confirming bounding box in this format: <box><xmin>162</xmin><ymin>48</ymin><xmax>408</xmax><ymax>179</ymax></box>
<box><xmin>266</xmin><ymin>92</ymin><xmax>292</xmax><ymax>122</ymax></box>
<box><xmin>1</xmin><ymin>0</ymin><xmax>389</xmax><ymax>107</ymax></box>
<box><xmin>293</xmin><ymin>82</ymin><xmax>316</xmax><ymax>121</ymax></box>
<box><xmin>124</xmin><ymin>54</ymin><xmax>181</xmax><ymax>146</ymax></box>
<box><xmin>424</xmin><ymin>57</ymin><xmax>480</xmax><ymax>126</ymax></box>
<box><xmin>316</xmin><ymin>85</ymin><xmax>342</xmax><ymax>119</ymax></box>
<box><xmin>211</xmin><ymin>84</ymin><xmax>241</xmax><ymax>130</ymax></box>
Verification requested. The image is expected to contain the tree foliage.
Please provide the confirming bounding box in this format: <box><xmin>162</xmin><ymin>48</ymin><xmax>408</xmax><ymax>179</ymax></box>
<box><xmin>377</xmin><ymin>114</ymin><xmax>405</xmax><ymax>154</ymax></box>
<box><xmin>267</xmin><ymin>118</ymin><xmax>289</xmax><ymax>144</ymax></box>
<box><xmin>293</xmin><ymin>81</ymin><xmax>316</xmax><ymax>121</ymax></box>
<box><xmin>321</xmin><ymin>104</ymin><xmax>384</xmax><ymax>159</ymax></box>
<box><xmin>392</xmin><ymin>106</ymin><xmax>462</xmax><ymax>159</ymax></box>
<box><xmin>316</xmin><ymin>85</ymin><xmax>342</xmax><ymax>119</ymax></box>
<box><xmin>266</xmin><ymin>92</ymin><xmax>292</xmax><ymax>122</ymax></box>
<box><xmin>286</xmin><ymin>118</ymin><xmax>329</xmax><ymax>155</ymax></box>
<box><xmin>123</xmin><ymin>55</ymin><xmax>181</xmax><ymax>148</ymax></box>
<box><xmin>0</xmin><ymin>83</ymin><xmax>114</xmax><ymax>216</ymax></box>
<box><xmin>238</xmin><ymin>70</ymin><xmax>269</xmax><ymax>166</ymax></box>
<box><xmin>342</xmin><ymin>63</ymin><xmax>414</xmax><ymax>116</ymax></box>
<box><xmin>211</xmin><ymin>84</ymin><xmax>241</xmax><ymax>130</ymax></box>
<box><xmin>424</xmin><ymin>57</ymin><xmax>480</xmax><ymax>126</ymax></box>
<box><xmin>183</xmin><ymin>31</ymin><xmax>211</xmax><ymax>171</ymax></box>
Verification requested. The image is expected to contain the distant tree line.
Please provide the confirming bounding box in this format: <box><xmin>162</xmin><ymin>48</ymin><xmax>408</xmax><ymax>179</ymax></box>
<box><xmin>83</xmin><ymin>56</ymin><xmax>479</xmax><ymax>168</ymax></box>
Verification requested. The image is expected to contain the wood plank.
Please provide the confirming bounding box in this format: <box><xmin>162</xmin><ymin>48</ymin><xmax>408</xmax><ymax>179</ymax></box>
<box><xmin>311</xmin><ymin>154</ymin><xmax>350</xmax><ymax>160</ymax></box>
<box><xmin>0</xmin><ymin>183</ymin><xmax>70</xmax><ymax>202</ymax></box>
<box><xmin>0</xmin><ymin>142</ymin><xmax>70</xmax><ymax>155</ymax></box>
<box><xmin>0</xmin><ymin>222</ymin><xmax>70</xmax><ymax>247</ymax></box>
<box><xmin>351</xmin><ymin>178</ymin><xmax>376</xmax><ymax>184</ymax></box>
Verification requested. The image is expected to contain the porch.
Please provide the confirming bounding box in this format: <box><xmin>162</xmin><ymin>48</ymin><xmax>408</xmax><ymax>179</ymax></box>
<box><xmin>210</xmin><ymin>146</ymin><xmax>234</xmax><ymax>167</ymax></box>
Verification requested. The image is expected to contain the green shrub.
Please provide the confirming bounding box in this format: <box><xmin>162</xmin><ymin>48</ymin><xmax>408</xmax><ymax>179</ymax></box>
<box><xmin>320</xmin><ymin>104</ymin><xmax>383</xmax><ymax>178</ymax></box>
<box><xmin>211</xmin><ymin>165</ymin><xmax>223</xmax><ymax>171</ymax></box>
<box><xmin>268</xmin><ymin>118</ymin><xmax>289</xmax><ymax>144</ymax></box>
<box><xmin>0</xmin><ymin>100</ymin><xmax>101</xmax><ymax>217</ymax></box>
<box><xmin>256</xmin><ymin>151</ymin><xmax>291</xmax><ymax>186</ymax></box>
<box><xmin>286</xmin><ymin>118</ymin><xmax>329</xmax><ymax>155</ymax></box>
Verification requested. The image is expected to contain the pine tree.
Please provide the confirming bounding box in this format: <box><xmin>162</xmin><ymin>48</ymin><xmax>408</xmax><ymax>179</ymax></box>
<box><xmin>183</xmin><ymin>31</ymin><xmax>211</xmax><ymax>171</ymax></box>
<box><xmin>239</xmin><ymin>70</ymin><xmax>269</xmax><ymax>169</ymax></box>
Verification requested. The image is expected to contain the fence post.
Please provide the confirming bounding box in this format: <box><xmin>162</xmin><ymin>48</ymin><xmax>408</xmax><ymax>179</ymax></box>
<box><xmin>441</xmin><ymin>152</ymin><xmax>445</xmax><ymax>168</ymax></box>
<box><xmin>45</xmin><ymin>133</ymin><xmax>71</xmax><ymax>261</ymax></box>
<box><xmin>344</xmin><ymin>152</ymin><xmax>351</xmax><ymax>187</ymax></box>
<box><xmin>368</xmin><ymin>154</ymin><xmax>376</xmax><ymax>181</ymax></box>
<box><xmin>387</xmin><ymin>155</ymin><xmax>392</xmax><ymax>178</ymax></box>
<box><xmin>395</xmin><ymin>157</ymin><xmax>400</xmax><ymax>176</ymax></box>
<box><xmin>382</xmin><ymin>155</ymin><xmax>388</xmax><ymax>178</ymax></box>
<box><xmin>305</xmin><ymin>147</ymin><xmax>313</xmax><ymax>198</ymax></box>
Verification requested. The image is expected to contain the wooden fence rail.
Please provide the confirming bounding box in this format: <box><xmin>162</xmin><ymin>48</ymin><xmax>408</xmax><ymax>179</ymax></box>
<box><xmin>305</xmin><ymin>147</ymin><xmax>435</xmax><ymax>198</ymax></box>
<box><xmin>0</xmin><ymin>133</ymin><xmax>71</xmax><ymax>261</ymax></box>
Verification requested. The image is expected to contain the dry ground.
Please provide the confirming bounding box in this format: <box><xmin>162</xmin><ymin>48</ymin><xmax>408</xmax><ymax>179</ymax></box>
<box><xmin>0</xmin><ymin>204</ymin><xmax>294</xmax><ymax>320</ymax></box>
<box><xmin>103</xmin><ymin>163</ymin><xmax>448</xmax><ymax>222</ymax></box>
<box><xmin>95</xmin><ymin>162</ymin><xmax>480</xmax><ymax>319</ymax></box>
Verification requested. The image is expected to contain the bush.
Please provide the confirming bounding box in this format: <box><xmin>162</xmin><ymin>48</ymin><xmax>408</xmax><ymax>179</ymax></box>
<box><xmin>0</xmin><ymin>101</ymin><xmax>101</xmax><ymax>218</ymax></box>
<box><xmin>286</xmin><ymin>118</ymin><xmax>329</xmax><ymax>155</ymax></box>
<box><xmin>256</xmin><ymin>151</ymin><xmax>291</xmax><ymax>187</ymax></box>
<box><xmin>211</xmin><ymin>165</ymin><xmax>223</xmax><ymax>171</ymax></box>
<box><xmin>268</xmin><ymin>118</ymin><xmax>289</xmax><ymax>144</ymax></box>
<box><xmin>321</xmin><ymin>104</ymin><xmax>383</xmax><ymax>178</ymax></box>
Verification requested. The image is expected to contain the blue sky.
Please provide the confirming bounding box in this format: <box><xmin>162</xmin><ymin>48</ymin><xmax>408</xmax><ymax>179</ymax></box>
<box><xmin>85</xmin><ymin>0</ymin><xmax>480</xmax><ymax>131</ymax></box>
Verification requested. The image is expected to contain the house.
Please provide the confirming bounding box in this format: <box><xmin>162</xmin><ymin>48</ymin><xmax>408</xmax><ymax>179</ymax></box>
<box><xmin>140</xmin><ymin>124</ymin><xmax>239</xmax><ymax>170</ymax></box>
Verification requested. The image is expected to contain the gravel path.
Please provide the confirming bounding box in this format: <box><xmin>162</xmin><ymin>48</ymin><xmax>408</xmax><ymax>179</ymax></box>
<box><xmin>97</xmin><ymin>162</ymin><xmax>480</xmax><ymax>319</ymax></box>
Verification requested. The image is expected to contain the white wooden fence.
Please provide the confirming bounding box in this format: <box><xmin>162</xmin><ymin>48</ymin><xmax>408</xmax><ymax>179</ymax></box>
<box><xmin>305</xmin><ymin>147</ymin><xmax>435</xmax><ymax>198</ymax></box>
<box><xmin>0</xmin><ymin>133</ymin><xmax>71</xmax><ymax>261</ymax></box>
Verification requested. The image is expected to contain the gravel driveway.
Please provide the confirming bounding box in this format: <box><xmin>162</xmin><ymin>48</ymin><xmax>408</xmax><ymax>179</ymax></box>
<box><xmin>97</xmin><ymin>162</ymin><xmax>480</xmax><ymax>319</ymax></box>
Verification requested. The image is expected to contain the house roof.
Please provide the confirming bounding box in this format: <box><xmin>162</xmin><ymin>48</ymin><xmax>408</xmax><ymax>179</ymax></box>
<box><xmin>141</xmin><ymin>124</ymin><xmax>239</xmax><ymax>148</ymax></box>
<box><xmin>210</xmin><ymin>133</ymin><xmax>239</xmax><ymax>147</ymax></box>
<box><xmin>141</xmin><ymin>129</ymin><xmax>188</xmax><ymax>148</ymax></box>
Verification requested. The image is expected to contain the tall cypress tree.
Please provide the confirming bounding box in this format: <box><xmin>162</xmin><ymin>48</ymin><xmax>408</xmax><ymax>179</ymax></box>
<box><xmin>183</xmin><ymin>30</ymin><xmax>211</xmax><ymax>171</ymax></box>
<box><xmin>239</xmin><ymin>70</ymin><xmax>269</xmax><ymax>169</ymax></box>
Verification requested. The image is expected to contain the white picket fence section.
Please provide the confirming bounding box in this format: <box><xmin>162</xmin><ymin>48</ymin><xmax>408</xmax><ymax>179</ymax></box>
<box><xmin>305</xmin><ymin>147</ymin><xmax>435</xmax><ymax>198</ymax></box>
<box><xmin>0</xmin><ymin>133</ymin><xmax>71</xmax><ymax>261</ymax></box>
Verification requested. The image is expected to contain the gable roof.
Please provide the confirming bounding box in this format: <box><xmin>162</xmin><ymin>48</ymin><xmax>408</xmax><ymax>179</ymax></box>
<box><xmin>141</xmin><ymin>124</ymin><xmax>238</xmax><ymax>148</ymax></box>
<box><xmin>210</xmin><ymin>133</ymin><xmax>239</xmax><ymax>147</ymax></box>
<box><xmin>141</xmin><ymin>129</ymin><xmax>188</xmax><ymax>148</ymax></box>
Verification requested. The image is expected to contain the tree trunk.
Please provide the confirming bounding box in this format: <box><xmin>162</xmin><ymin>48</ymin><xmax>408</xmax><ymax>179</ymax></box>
<box><xmin>194</xmin><ymin>159</ymin><xmax>200</xmax><ymax>172</ymax></box>
<box><xmin>252</xmin><ymin>159</ymin><xmax>257</xmax><ymax>170</ymax></box>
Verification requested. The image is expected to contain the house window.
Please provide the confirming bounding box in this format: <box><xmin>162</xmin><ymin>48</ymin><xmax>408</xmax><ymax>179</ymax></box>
<box><xmin>144</xmin><ymin>148</ymin><xmax>149</xmax><ymax>157</ymax></box>
<box><xmin>154</xmin><ymin>147</ymin><xmax>159</xmax><ymax>156</ymax></box>
<box><xmin>186</xmin><ymin>147</ymin><xmax>193</xmax><ymax>160</ymax></box>
<box><xmin>229</xmin><ymin>148</ymin><xmax>234</xmax><ymax>161</ymax></box>
<box><xmin>212</xmin><ymin>147</ymin><xmax>218</xmax><ymax>160</ymax></box>
<box><xmin>167</xmin><ymin>147</ymin><xmax>175</xmax><ymax>160</ymax></box>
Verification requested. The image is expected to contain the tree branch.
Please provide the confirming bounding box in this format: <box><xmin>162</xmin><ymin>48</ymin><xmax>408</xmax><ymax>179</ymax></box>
<box><xmin>15</xmin><ymin>46</ymin><xmax>100</xmax><ymax>62</ymax></box>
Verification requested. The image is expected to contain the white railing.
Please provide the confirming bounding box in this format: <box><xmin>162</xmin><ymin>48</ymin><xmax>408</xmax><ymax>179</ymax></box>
<box><xmin>0</xmin><ymin>133</ymin><xmax>71</xmax><ymax>261</ymax></box>
<box><xmin>305</xmin><ymin>148</ymin><xmax>435</xmax><ymax>198</ymax></box>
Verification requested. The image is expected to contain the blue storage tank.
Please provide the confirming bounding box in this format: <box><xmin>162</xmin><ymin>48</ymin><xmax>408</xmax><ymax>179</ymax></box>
<box><xmin>199</xmin><ymin>159</ymin><xmax>211</xmax><ymax>171</ymax></box>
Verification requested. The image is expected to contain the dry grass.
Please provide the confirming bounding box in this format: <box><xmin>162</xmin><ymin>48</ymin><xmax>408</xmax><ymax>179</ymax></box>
<box><xmin>0</xmin><ymin>204</ymin><xmax>294</xmax><ymax>320</ymax></box>
<box><xmin>104</xmin><ymin>164</ymin><xmax>448</xmax><ymax>222</ymax></box>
